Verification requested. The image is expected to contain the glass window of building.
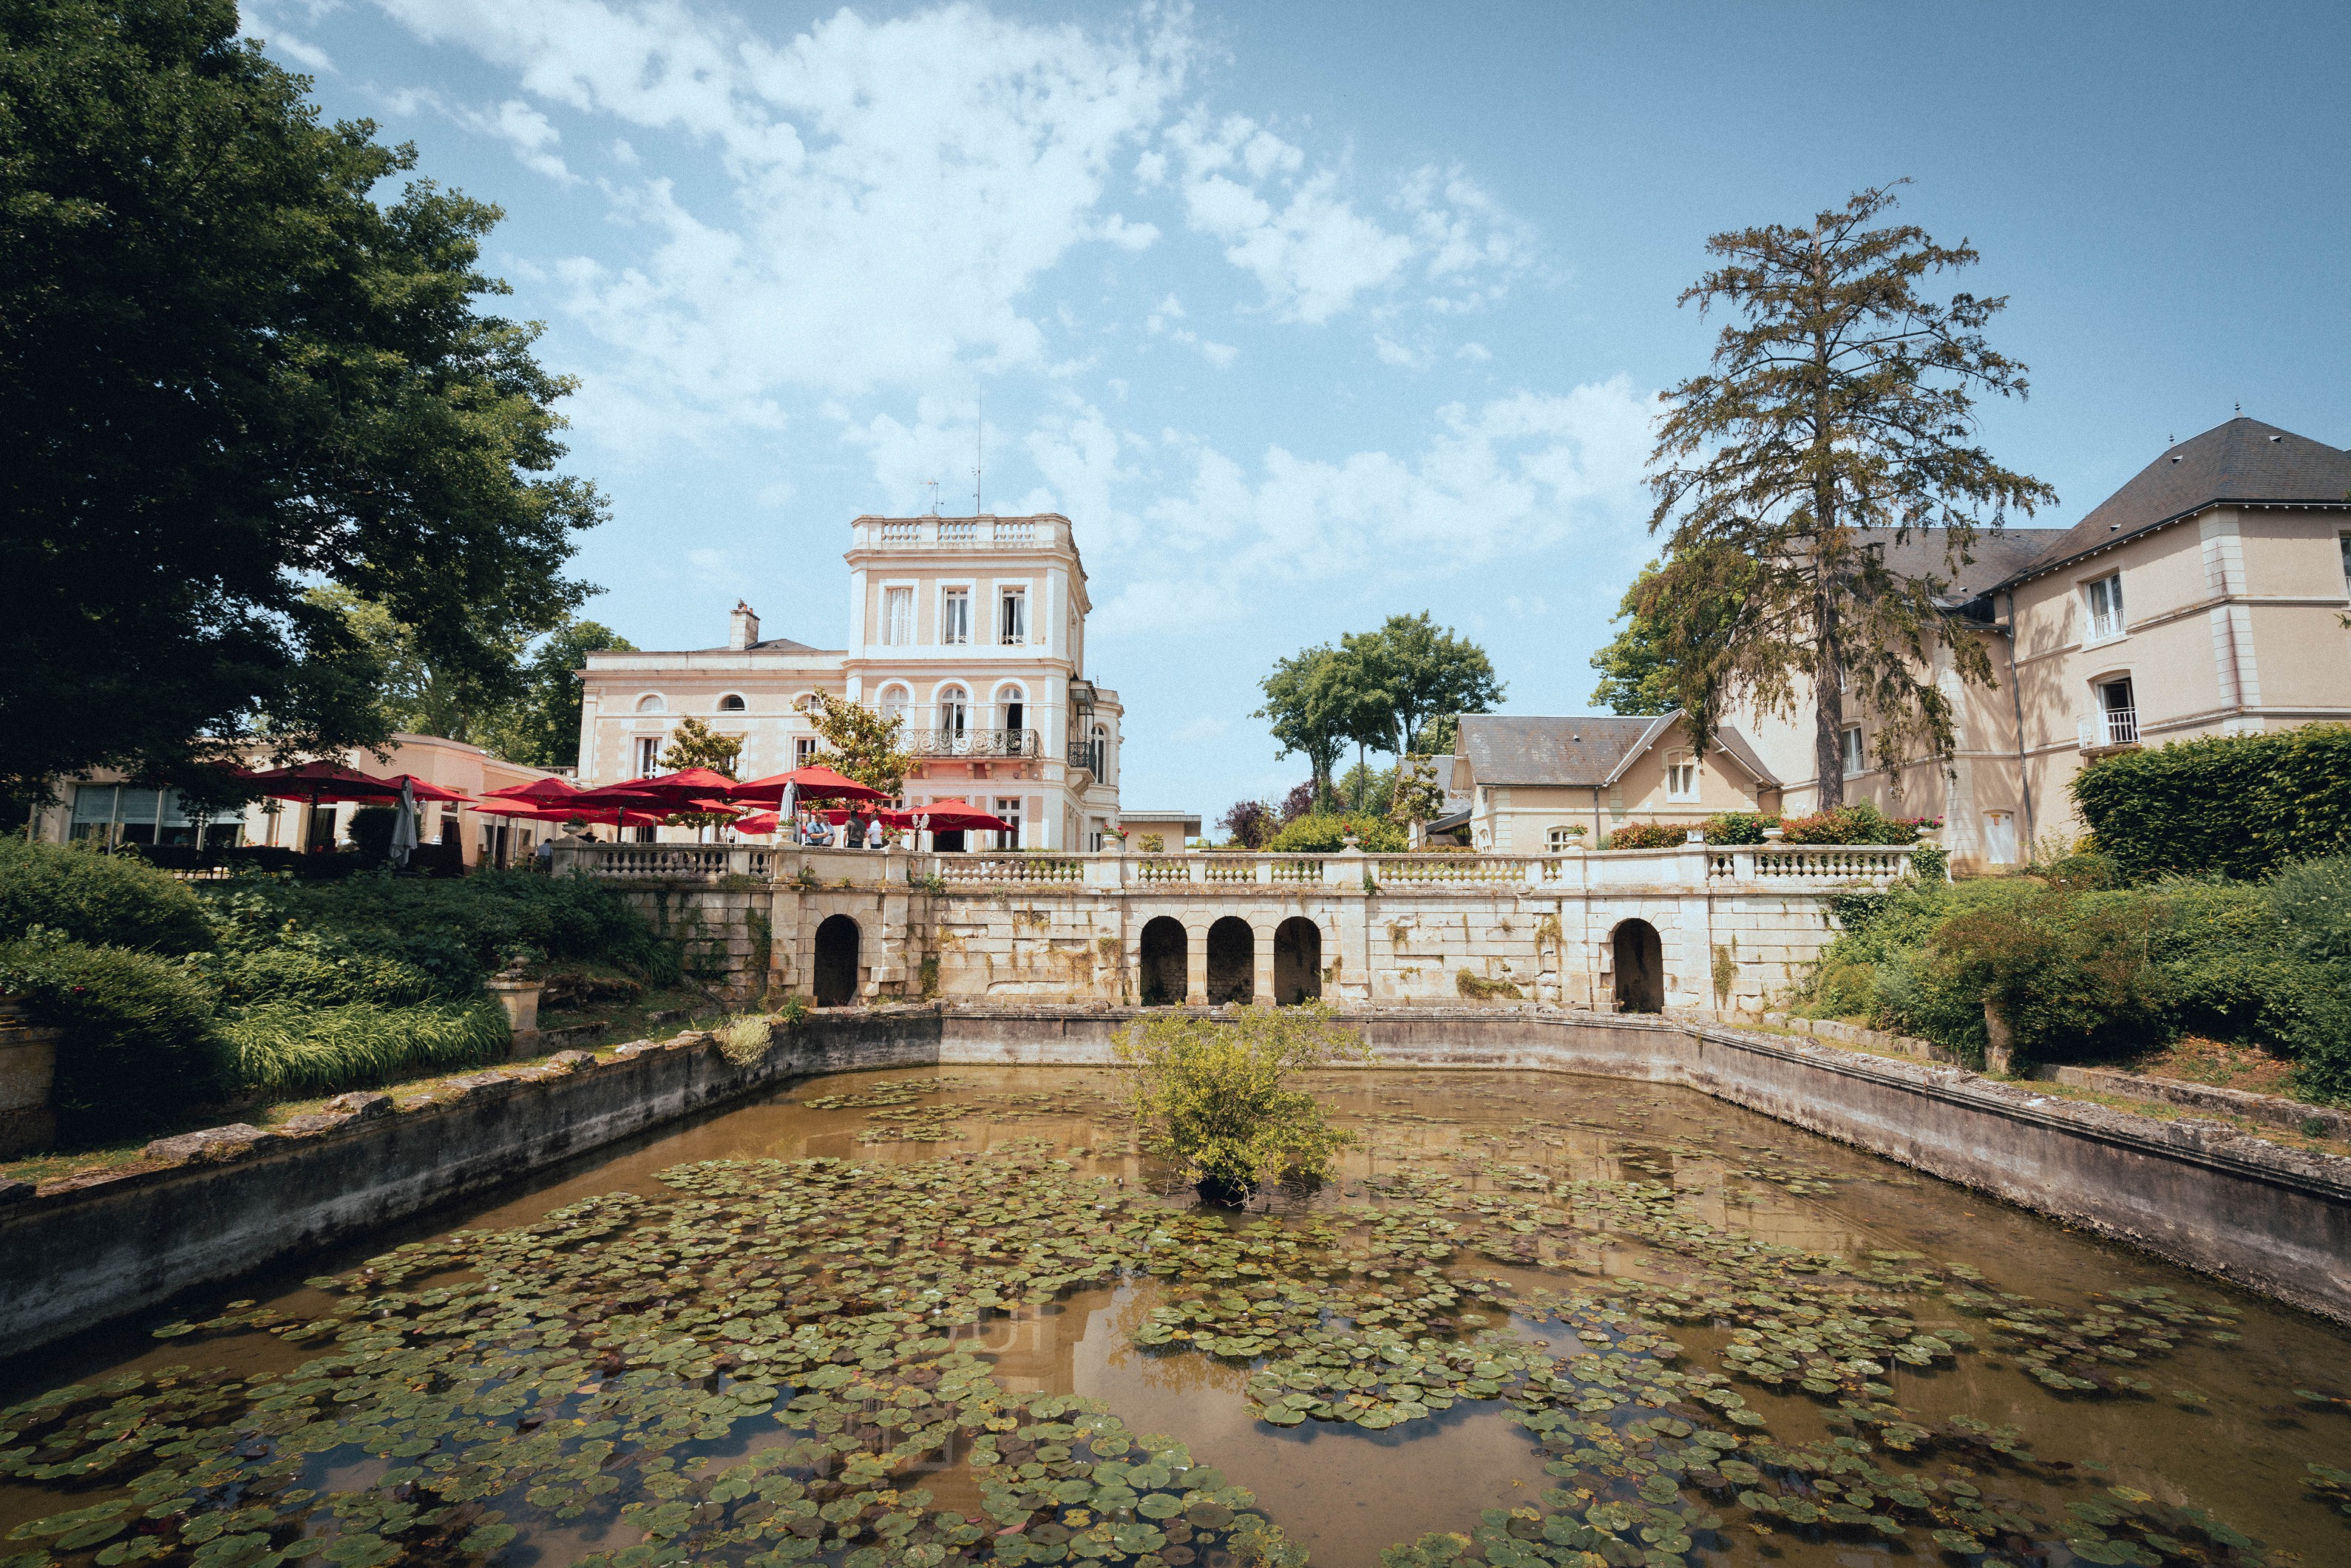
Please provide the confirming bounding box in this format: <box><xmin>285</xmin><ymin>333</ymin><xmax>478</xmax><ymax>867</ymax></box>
<box><xmin>883</xmin><ymin>587</ymin><xmax>912</xmax><ymax>645</ymax></box>
<box><xmin>940</xmin><ymin>589</ymin><xmax>971</xmax><ymax>645</ymax></box>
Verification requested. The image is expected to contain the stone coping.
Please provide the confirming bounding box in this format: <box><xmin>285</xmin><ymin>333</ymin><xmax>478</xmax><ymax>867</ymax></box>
<box><xmin>2</xmin><ymin>1005</ymin><xmax>2346</xmax><ymax>1359</ymax></box>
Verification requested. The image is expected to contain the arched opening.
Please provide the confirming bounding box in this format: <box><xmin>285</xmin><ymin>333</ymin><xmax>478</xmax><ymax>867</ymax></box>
<box><xmin>1207</xmin><ymin>917</ymin><xmax>1256</xmax><ymax>1005</ymax></box>
<box><xmin>1139</xmin><ymin>917</ymin><xmax>1188</xmax><ymax>1006</ymax></box>
<box><xmin>879</xmin><ymin>686</ymin><xmax>909</xmax><ymax>722</ymax></box>
<box><xmin>1611</xmin><ymin>920</ymin><xmax>1664</xmax><ymax>1014</ymax></box>
<box><xmin>814</xmin><ymin>914</ymin><xmax>861</xmax><ymax>1008</ymax></box>
<box><xmin>634</xmin><ymin>693</ymin><xmax>666</xmax><ymax>714</ymax></box>
<box><xmin>717</xmin><ymin>693</ymin><xmax>746</xmax><ymax>713</ymax></box>
<box><xmin>938</xmin><ymin>685</ymin><xmax>968</xmax><ymax>741</ymax></box>
<box><xmin>1272</xmin><ymin>917</ymin><xmax>1322</xmax><ymax>1004</ymax></box>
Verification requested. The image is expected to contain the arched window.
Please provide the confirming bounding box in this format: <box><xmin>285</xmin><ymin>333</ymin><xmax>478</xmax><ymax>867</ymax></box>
<box><xmin>995</xmin><ymin>683</ymin><xmax>1025</xmax><ymax>736</ymax></box>
<box><xmin>716</xmin><ymin>693</ymin><xmax>746</xmax><ymax>713</ymax></box>
<box><xmin>879</xmin><ymin>685</ymin><xmax>910</xmax><ymax>722</ymax></box>
<box><xmin>939</xmin><ymin>685</ymin><xmax>968</xmax><ymax>738</ymax></box>
<box><xmin>635</xmin><ymin>693</ymin><xmax>666</xmax><ymax>714</ymax></box>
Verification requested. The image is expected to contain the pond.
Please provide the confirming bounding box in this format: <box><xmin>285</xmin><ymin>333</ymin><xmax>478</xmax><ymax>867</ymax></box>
<box><xmin>3</xmin><ymin>1065</ymin><xmax>2347</xmax><ymax>1568</ymax></box>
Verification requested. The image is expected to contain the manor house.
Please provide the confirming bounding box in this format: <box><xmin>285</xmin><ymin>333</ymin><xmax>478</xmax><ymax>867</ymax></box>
<box><xmin>1728</xmin><ymin>417</ymin><xmax>2351</xmax><ymax>871</ymax></box>
<box><xmin>576</xmin><ymin>514</ymin><xmax>1125</xmax><ymax>851</ymax></box>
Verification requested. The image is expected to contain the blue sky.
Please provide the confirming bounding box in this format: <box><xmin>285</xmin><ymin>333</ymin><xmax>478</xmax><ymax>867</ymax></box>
<box><xmin>243</xmin><ymin>0</ymin><xmax>2351</xmax><ymax>815</ymax></box>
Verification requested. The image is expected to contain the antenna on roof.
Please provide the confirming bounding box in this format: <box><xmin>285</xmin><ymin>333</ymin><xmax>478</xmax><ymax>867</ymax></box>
<box><xmin>925</xmin><ymin>478</ymin><xmax>939</xmax><ymax>515</ymax></box>
<box><xmin>2235</xmin><ymin>401</ymin><xmax>2242</xmax><ymax>415</ymax></box>
<box><xmin>974</xmin><ymin>390</ymin><xmax>983</xmax><ymax>519</ymax></box>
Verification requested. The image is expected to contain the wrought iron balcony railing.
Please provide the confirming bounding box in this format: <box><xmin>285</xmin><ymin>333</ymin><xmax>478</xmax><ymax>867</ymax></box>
<box><xmin>1068</xmin><ymin>739</ymin><xmax>1104</xmax><ymax>775</ymax></box>
<box><xmin>906</xmin><ymin>727</ymin><xmax>1038</xmax><ymax>758</ymax></box>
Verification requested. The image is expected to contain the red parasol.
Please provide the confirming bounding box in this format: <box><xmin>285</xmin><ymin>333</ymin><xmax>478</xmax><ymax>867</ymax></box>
<box><xmin>384</xmin><ymin>774</ymin><xmax>471</xmax><ymax>804</ymax></box>
<box><xmin>240</xmin><ymin>762</ymin><xmax>406</xmax><ymax>804</ymax></box>
<box><xmin>631</xmin><ymin>767</ymin><xmax>745</xmax><ymax>804</ymax></box>
<box><xmin>732</xmin><ymin>812</ymin><xmax>781</xmax><ymax>835</ymax></box>
<box><xmin>886</xmin><ymin>797</ymin><xmax>1014</xmax><ymax>833</ymax></box>
<box><xmin>479</xmin><ymin>777</ymin><xmax>581</xmax><ymax>804</ymax></box>
<box><xmin>731</xmin><ymin>765</ymin><xmax>886</xmax><ymax>805</ymax></box>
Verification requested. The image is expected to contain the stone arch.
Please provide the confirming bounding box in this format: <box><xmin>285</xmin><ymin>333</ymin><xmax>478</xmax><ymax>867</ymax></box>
<box><xmin>1272</xmin><ymin>917</ymin><xmax>1322</xmax><ymax>1005</ymax></box>
<box><xmin>1206</xmin><ymin>917</ymin><xmax>1256</xmax><ymax>1005</ymax></box>
<box><xmin>1139</xmin><ymin>916</ymin><xmax>1188</xmax><ymax>1006</ymax></box>
<box><xmin>815</xmin><ymin>914</ymin><xmax>861</xmax><ymax>1008</ymax></box>
<box><xmin>1611</xmin><ymin>918</ymin><xmax>1663</xmax><ymax>1014</ymax></box>
<box><xmin>634</xmin><ymin>693</ymin><xmax>666</xmax><ymax>714</ymax></box>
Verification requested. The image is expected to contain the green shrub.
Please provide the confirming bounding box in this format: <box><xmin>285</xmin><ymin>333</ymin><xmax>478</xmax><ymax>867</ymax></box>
<box><xmin>1703</xmin><ymin>812</ymin><xmax>1779</xmax><ymax>844</ymax></box>
<box><xmin>1604</xmin><ymin>821</ymin><xmax>1689</xmax><ymax>849</ymax></box>
<box><xmin>347</xmin><ymin>806</ymin><xmax>418</xmax><ymax>863</ymax></box>
<box><xmin>225</xmin><ymin>1000</ymin><xmax>509</xmax><ymax>1096</ymax></box>
<box><xmin>199</xmin><ymin>870</ymin><xmax>679</xmax><ymax>994</ymax></box>
<box><xmin>0</xmin><ymin>934</ymin><xmax>234</xmax><ymax>1138</ymax></box>
<box><xmin>1779</xmin><ymin>801</ymin><xmax>1935</xmax><ymax>845</ymax></box>
<box><xmin>2071</xmin><ymin>724</ymin><xmax>2351</xmax><ymax>881</ymax></box>
<box><xmin>1264</xmin><ymin>813</ymin><xmax>1406</xmax><ymax>853</ymax></box>
<box><xmin>1112</xmin><ymin>1004</ymin><xmax>1371</xmax><ymax>1200</ymax></box>
<box><xmin>0</xmin><ymin>837</ymin><xmax>212</xmax><ymax>954</ymax></box>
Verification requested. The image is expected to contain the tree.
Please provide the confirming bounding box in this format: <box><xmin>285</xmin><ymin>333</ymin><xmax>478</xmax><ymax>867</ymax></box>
<box><xmin>1388</xmin><ymin>754</ymin><xmax>1448</xmax><ymax>830</ymax></box>
<box><xmin>1587</xmin><ymin>566</ymin><xmax>1680</xmax><ymax>716</ymax></box>
<box><xmin>658</xmin><ymin>716</ymin><xmax>743</xmax><ymax>831</ymax></box>
<box><xmin>1639</xmin><ymin>183</ymin><xmax>2055</xmax><ymax>806</ymax></box>
<box><xmin>1255</xmin><ymin>648</ymin><xmax>1349</xmax><ymax>807</ymax></box>
<box><xmin>481</xmin><ymin>622</ymin><xmax>636</xmax><ymax>770</ymax></box>
<box><xmin>0</xmin><ymin>1</ymin><xmax>603</xmax><ymax>805</ymax></box>
<box><xmin>805</xmin><ymin>693</ymin><xmax>912</xmax><ymax>799</ymax></box>
<box><xmin>1342</xmin><ymin>613</ymin><xmax>1504</xmax><ymax>762</ymax></box>
<box><xmin>1219</xmin><ymin>800</ymin><xmax>1275</xmax><ymax>849</ymax></box>
<box><xmin>1113</xmin><ymin>1005</ymin><xmax>1371</xmax><ymax>1202</ymax></box>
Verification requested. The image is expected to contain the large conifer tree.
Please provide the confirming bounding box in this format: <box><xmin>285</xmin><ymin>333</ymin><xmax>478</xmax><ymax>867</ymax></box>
<box><xmin>1638</xmin><ymin>183</ymin><xmax>2053</xmax><ymax>805</ymax></box>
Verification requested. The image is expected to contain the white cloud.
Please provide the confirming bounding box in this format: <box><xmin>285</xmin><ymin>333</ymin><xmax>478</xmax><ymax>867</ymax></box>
<box><xmin>1144</xmin><ymin>291</ymin><xmax>1238</xmax><ymax>368</ymax></box>
<box><xmin>378</xmin><ymin>0</ymin><xmax>1195</xmax><ymax>426</ymax></box>
<box><xmin>1373</xmin><ymin>334</ymin><xmax>1428</xmax><ymax>370</ymax></box>
<box><xmin>1456</xmin><ymin>341</ymin><xmax>1492</xmax><ymax>361</ymax></box>
<box><xmin>1091</xmin><ymin>378</ymin><xmax>1652</xmax><ymax>631</ymax></box>
<box><xmin>373</xmin><ymin>86</ymin><xmax>580</xmax><ymax>183</ymax></box>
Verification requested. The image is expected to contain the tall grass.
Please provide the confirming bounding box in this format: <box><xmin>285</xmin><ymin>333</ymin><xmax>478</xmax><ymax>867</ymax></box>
<box><xmin>227</xmin><ymin>1000</ymin><xmax>510</xmax><ymax>1096</ymax></box>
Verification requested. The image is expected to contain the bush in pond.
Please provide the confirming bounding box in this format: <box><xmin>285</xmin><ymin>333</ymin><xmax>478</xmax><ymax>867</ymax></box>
<box><xmin>0</xmin><ymin>836</ymin><xmax>212</xmax><ymax>954</ymax></box>
<box><xmin>0</xmin><ymin>932</ymin><xmax>235</xmax><ymax>1138</ymax></box>
<box><xmin>1113</xmin><ymin>1002</ymin><xmax>1372</xmax><ymax>1200</ymax></box>
<box><xmin>225</xmin><ymin>999</ymin><xmax>509</xmax><ymax>1095</ymax></box>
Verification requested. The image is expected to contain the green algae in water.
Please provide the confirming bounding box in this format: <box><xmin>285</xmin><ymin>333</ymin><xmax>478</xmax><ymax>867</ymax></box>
<box><xmin>2</xmin><ymin>1068</ymin><xmax>2344</xmax><ymax>1568</ymax></box>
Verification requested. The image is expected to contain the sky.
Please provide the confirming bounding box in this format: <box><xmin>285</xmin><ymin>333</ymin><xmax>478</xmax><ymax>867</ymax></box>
<box><xmin>240</xmin><ymin>0</ymin><xmax>2351</xmax><ymax>815</ymax></box>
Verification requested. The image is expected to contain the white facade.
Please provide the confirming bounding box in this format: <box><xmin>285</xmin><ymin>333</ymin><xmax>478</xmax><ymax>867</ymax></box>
<box><xmin>577</xmin><ymin>514</ymin><xmax>1123</xmax><ymax>850</ymax></box>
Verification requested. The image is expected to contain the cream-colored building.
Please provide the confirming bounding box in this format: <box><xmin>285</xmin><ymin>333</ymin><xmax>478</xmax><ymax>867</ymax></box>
<box><xmin>1727</xmin><ymin>417</ymin><xmax>2351</xmax><ymax>871</ymax></box>
<box><xmin>1446</xmin><ymin>713</ymin><xmax>1782</xmax><ymax>850</ymax></box>
<box><xmin>577</xmin><ymin>513</ymin><xmax>1124</xmax><ymax>850</ymax></box>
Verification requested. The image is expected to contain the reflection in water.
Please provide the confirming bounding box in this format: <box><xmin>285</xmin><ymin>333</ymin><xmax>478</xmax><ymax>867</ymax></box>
<box><xmin>2</xmin><ymin>1065</ymin><xmax>2347</xmax><ymax>1568</ymax></box>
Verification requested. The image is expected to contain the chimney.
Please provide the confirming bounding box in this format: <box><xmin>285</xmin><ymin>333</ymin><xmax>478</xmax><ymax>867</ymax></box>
<box><xmin>727</xmin><ymin>600</ymin><xmax>759</xmax><ymax>651</ymax></box>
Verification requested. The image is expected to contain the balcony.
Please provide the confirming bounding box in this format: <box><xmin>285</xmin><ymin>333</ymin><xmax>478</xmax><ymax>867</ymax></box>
<box><xmin>907</xmin><ymin>727</ymin><xmax>1038</xmax><ymax>758</ymax></box>
<box><xmin>2078</xmin><ymin>707</ymin><xmax>2141</xmax><ymax>752</ymax></box>
<box><xmin>1068</xmin><ymin>739</ymin><xmax>1104</xmax><ymax>775</ymax></box>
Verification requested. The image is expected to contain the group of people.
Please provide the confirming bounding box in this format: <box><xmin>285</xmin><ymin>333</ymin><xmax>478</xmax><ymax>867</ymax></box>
<box><xmin>792</xmin><ymin>811</ymin><xmax>889</xmax><ymax>849</ymax></box>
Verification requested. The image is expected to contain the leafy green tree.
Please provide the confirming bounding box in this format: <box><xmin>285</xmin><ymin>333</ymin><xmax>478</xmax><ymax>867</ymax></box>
<box><xmin>481</xmin><ymin>622</ymin><xmax>635</xmax><ymax>770</ymax></box>
<box><xmin>1255</xmin><ymin>647</ymin><xmax>1350</xmax><ymax>807</ymax></box>
<box><xmin>1588</xmin><ymin>567</ymin><xmax>1680</xmax><ymax>716</ymax></box>
<box><xmin>1640</xmin><ymin>183</ymin><xmax>2054</xmax><ymax>806</ymax></box>
<box><xmin>1342</xmin><ymin>613</ymin><xmax>1504</xmax><ymax>762</ymax></box>
<box><xmin>658</xmin><ymin>716</ymin><xmax>744</xmax><ymax>830</ymax></box>
<box><xmin>807</xmin><ymin>693</ymin><xmax>912</xmax><ymax>799</ymax></box>
<box><xmin>0</xmin><ymin>0</ymin><xmax>604</xmax><ymax>805</ymax></box>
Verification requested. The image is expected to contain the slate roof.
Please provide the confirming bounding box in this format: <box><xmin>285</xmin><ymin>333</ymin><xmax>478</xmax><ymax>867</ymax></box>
<box><xmin>1856</xmin><ymin>526</ymin><xmax>2067</xmax><ymax>604</ymax></box>
<box><xmin>2004</xmin><ymin>417</ymin><xmax>2351</xmax><ymax>586</ymax></box>
<box><xmin>1458</xmin><ymin>714</ymin><xmax>1778</xmax><ymax>789</ymax></box>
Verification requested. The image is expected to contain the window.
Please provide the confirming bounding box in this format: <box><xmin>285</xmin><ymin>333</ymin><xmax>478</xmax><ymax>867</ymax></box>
<box><xmin>879</xmin><ymin>685</ymin><xmax>909</xmax><ymax>722</ymax></box>
<box><xmin>796</xmin><ymin>736</ymin><xmax>819</xmax><ymax>767</ymax></box>
<box><xmin>939</xmin><ymin>685</ymin><xmax>968</xmax><ymax>738</ymax></box>
<box><xmin>717</xmin><ymin>693</ymin><xmax>746</xmax><ymax>713</ymax></box>
<box><xmin>1665</xmin><ymin>750</ymin><xmax>1698</xmax><ymax>801</ymax></box>
<box><xmin>71</xmin><ymin>784</ymin><xmax>241</xmax><ymax>846</ymax></box>
<box><xmin>883</xmin><ymin>587</ymin><xmax>912</xmax><ymax>645</ymax></box>
<box><xmin>2098</xmin><ymin>676</ymin><xmax>2138</xmax><ymax>745</ymax></box>
<box><xmin>997</xmin><ymin>685</ymin><xmax>1025</xmax><ymax>736</ymax></box>
<box><xmin>941</xmin><ymin>588</ymin><xmax>971</xmax><ymax>645</ymax></box>
<box><xmin>1839</xmin><ymin>726</ymin><xmax>1865</xmax><ymax>777</ymax></box>
<box><xmin>2341</xmin><ymin>534</ymin><xmax>2350</xmax><ymax>597</ymax></box>
<box><xmin>994</xmin><ymin>797</ymin><xmax>1024</xmax><ymax>851</ymax></box>
<box><xmin>635</xmin><ymin>736</ymin><xmax>662</xmax><ymax>776</ymax></box>
<box><xmin>1982</xmin><ymin>810</ymin><xmax>2018</xmax><ymax>866</ymax></box>
<box><xmin>2085</xmin><ymin>572</ymin><xmax>2126</xmax><ymax>641</ymax></box>
<box><xmin>1546</xmin><ymin>827</ymin><xmax>1581</xmax><ymax>853</ymax></box>
<box><xmin>999</xmin><ymin>588</ymin><xmax>1027</xmax><ymax>645</ymax></box>
<box><xmin>635</xmin><ymin>693</ymin><xmax>666</xmax><ymax>714</ymax></box>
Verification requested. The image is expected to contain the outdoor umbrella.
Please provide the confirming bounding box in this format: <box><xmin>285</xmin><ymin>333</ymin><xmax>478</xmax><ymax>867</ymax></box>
<box><xmin>478</xmin><ymin>777</ymin><xmax>580</xmax><ymax>806</ymax></box>
<box><xmin>732</xmin><ymin>812</ymin><xmax>781</xmax><ymax>836</ymax></box>
<box><xmin>882</xmin><ymin>798</ymin><xmax>1014</xmax><ymax>845</ymax></box>
<box><xmin>383</xmin><ymin>774</ymin><xmax>472</xmax><ymax>804</ymax></box>
<box><xmin>387</xmin><ymin>778</ymin><xmax>420</xmax><ymax>869</ymax></box>
<box><xmin>239</xmin><ymin>762</ymin><xmax>405</xmax><ymax>851</ymax></box>
<box><xmin>731</xmin><ymin>765</ymin><xmax>886</xmax><ymax>805</ymax></box>
<box><xmin>566</xmin><ymin>779</ymin><xmax>673</xmax><ymax>833</ymax></box>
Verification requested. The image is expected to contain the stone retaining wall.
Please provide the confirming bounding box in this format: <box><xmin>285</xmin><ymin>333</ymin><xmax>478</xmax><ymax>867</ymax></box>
<box><xmin>3</xmin><ymin>1007</ymin><xmax>2346</xmax><ymax>1363</ymax></box>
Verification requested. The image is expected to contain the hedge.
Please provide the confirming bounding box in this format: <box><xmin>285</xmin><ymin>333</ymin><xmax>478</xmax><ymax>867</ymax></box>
<box><xmin>0</xmin><ymin>936</ymin><xmax>236</xmax><ymax>1138</ymax></box>
<box><xmin>0</xmin><ymin>838</ymin><xmax>212</xmax><ymax>954</ymax></box>
<box><xmin>2071</xmin><ymin>724</ymin><xmax>2351</xmax><ymax>881</ymax></box>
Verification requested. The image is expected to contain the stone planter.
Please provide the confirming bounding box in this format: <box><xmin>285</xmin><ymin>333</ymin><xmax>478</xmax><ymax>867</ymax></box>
<box><xmin>0</xmin><ymin>995</ymin><xmax>59</xmax><ymax>1158</ymax></box>
<box><xmin>485</xmin><ymin>968</ymin><xmax>544</xmax><ymax>1059</ymax></box>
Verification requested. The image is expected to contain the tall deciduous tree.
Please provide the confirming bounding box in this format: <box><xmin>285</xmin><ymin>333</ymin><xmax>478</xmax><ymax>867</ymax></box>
<box><xmin>1342</xmin><ymin>613</ymin><xmax>1504</xmax><ymax>761</ymax></box>
<box><xmin>1587</xmin><ymin>566</ymin><xmax>1679</xmax><ymax>716</ymax></box>
<box><xmin>1255</xmin><ymin>648</ymin><xmax>1349</xmax><ymax>807</ymax></box>
<box><xmin>1639</xmin><ymin>183</ymin><xmax>2054</xmax><ymax>806</ymax></box>
<box><xmin>0</xmin><ymin>0</ymin><xmax>604</xmax><ymax>804</ymax></box>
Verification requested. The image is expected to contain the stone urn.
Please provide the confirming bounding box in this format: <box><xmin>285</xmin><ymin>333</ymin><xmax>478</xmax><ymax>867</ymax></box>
<box><xmin>0</xmin><ymin>994</ymin><xmax>58</xmax><ymax>1158</ymax></box>
<box><xmin>486</xmin><ymin>960</ymin><xmax>544</xmax><ymax>1058</ymax></box>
